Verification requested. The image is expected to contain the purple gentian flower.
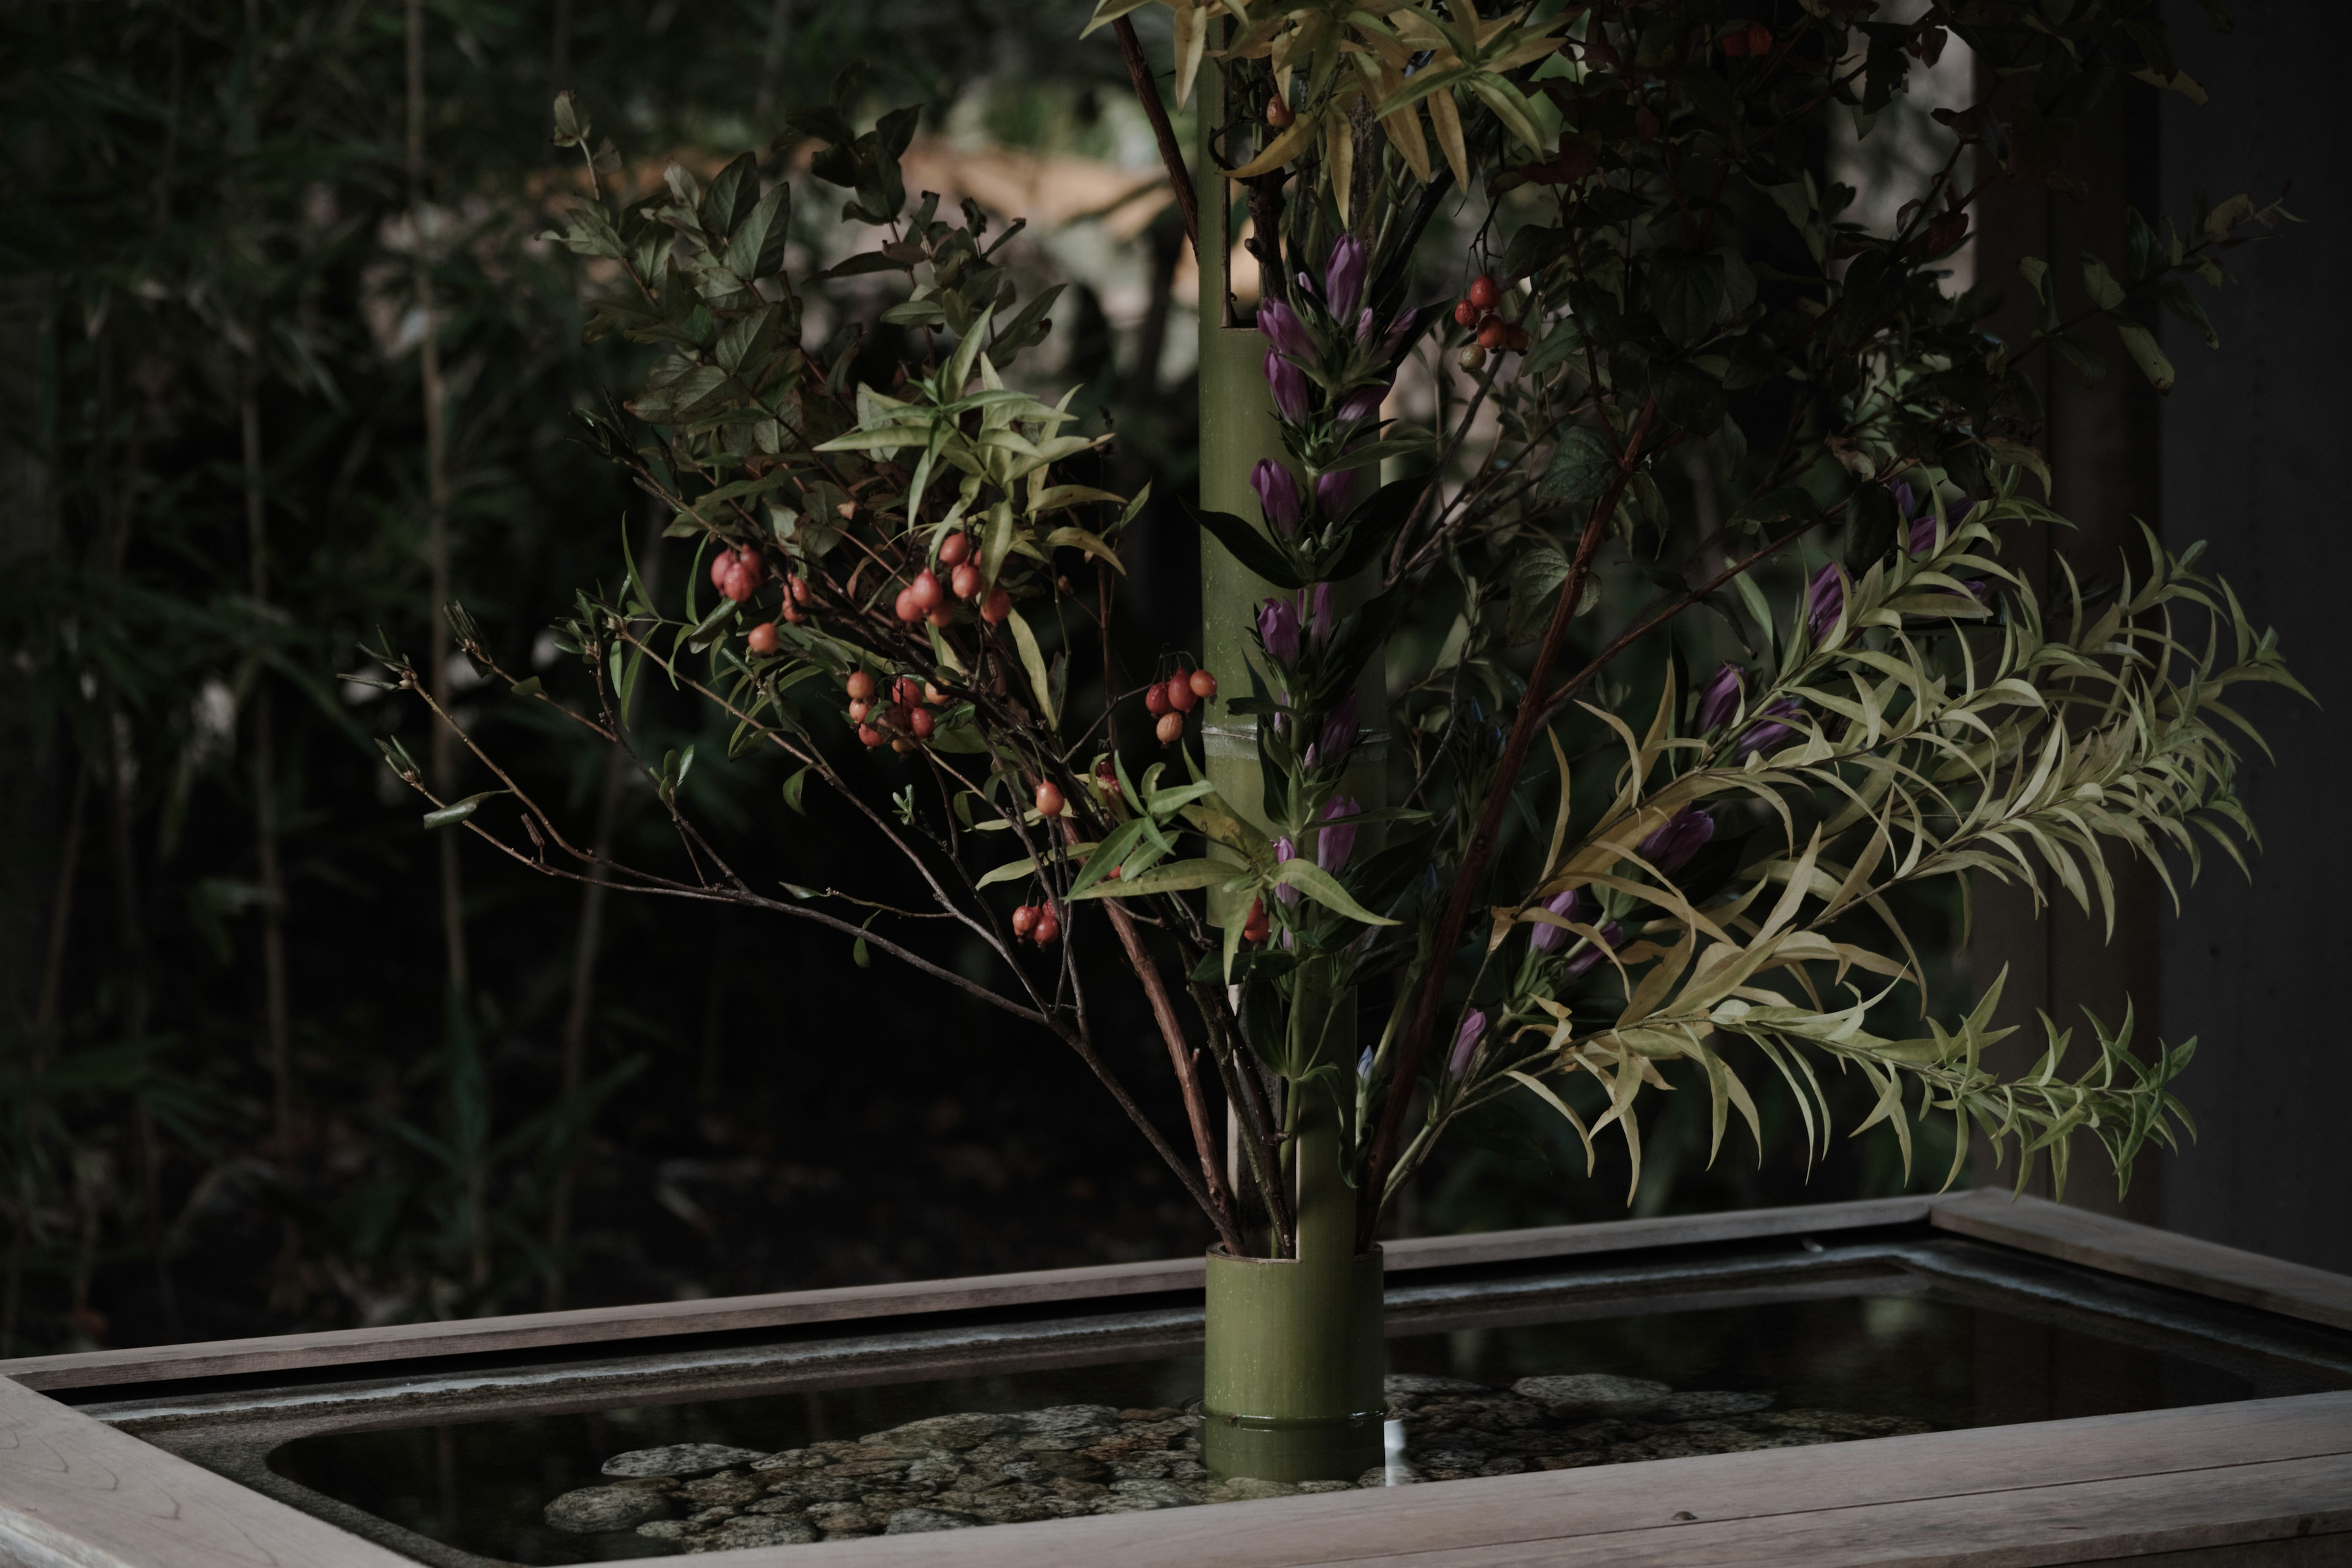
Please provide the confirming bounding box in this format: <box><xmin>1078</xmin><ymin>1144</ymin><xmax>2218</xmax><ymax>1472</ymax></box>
<box><xmin>1447</xmin><ymin>1009</ymin><xmax>1488</xmax><ymax>1079</ymax></box>
<box><xmin>1257</xmin><ymin>298</ymin><xmax>1313</xmax><ymax>361</ymax></box>
<box><xmin>1735</xmin><ymin>698</ymin><xmax>1804</xmax><ymax>759</ymax></box>
<box><xmin>1697</xmin><ymin>663</ymin><xmax>1744</xmax><ymax>732</ymax></box>
<box><xmin>1909</xmin><ymin>495</ymin><xmax>1977</xmax><ymax>556</ymax></box>
<box><xmin>1564</xmin><ymin>921</ymin><xmax>1625</xmax><ymax>980</ymax></box>
<box><xmin>1316</xmin><ymin>693</ymin><xmax>1359</xmax><ymax>766</ymax></box>
<box><xmin>1806</xmin><ymin>564</ymin><xmax>1844</xmax><ymax>640</ymax></box>
<box><xmin>1308</xmin><ymin>582</ymin><xmax>1336</xmax><ymax>651</ymax></box>
<box><xmin>1355</xmin><ymin>307</ymin><xmax>1376</xmax><ymax>344</ymax></box>
<box><xmin>1528</xmin><ymin>889</ymin><xmax>1584</xmax><ymax>956</ymax></box>
<box><xmin>1316</xmin><ymin>796</ymin><xmax>1360</xmax><ymax>875</ymax></box>
<box><xmin>1889</xmin><ymin>478</ymin><xmax>1916</xmax><ymax>520</ymax></box>
<box><xmin>1253</xmin><ymin>459</ymin><xmax>1302</xmax><ymax>537</ymax></box>
<box><xmin>1273</xmin><ymin>837</ymin><xmax>1301</xmax><ymax>909</ymax></box>
<box><xmin>1378</xmin><ymin>309</ymin><xmax>1417</xmax><ymax>356</ymax></box>
<box><xmin>1316</xmin><ymin>466</ymin><xmax>1359</xmax><ymax>519</ymax></box>
<box><xmin>1265</xmin><ymin>350</ymin><xmax>1311</xmax><ymax>421</ymax></box>
<box><xmin>1335</xmin><ymin>381</ymin><xmax>1389</xmax><ymax>427</ymax></box>
<box><xmin>1637</xmin><ymin>807</ymin><xmax>1714</xmax><ymax>878</ymax></box>
<box><xmin>1258</xmin><ymin>596</ymin><xmax>1303</xmax><ymax>665</ymax></box>
<box><xmin>1324</xmin><ymin>235</ymin><xmax>1368</xmax><ymax>323</ymax></box>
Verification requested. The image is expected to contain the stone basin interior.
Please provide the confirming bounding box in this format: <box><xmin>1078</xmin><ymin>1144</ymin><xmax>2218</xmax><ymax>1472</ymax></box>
<box><xmin>205</xmin><ymin>1233</ymin><xmax>2352</xmax><ymax>1566</ymax></box>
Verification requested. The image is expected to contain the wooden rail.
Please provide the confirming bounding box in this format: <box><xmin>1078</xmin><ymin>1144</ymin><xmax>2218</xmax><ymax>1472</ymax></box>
<box><xmin>1</xmin><ymin>1193</ymin><xmax>2346</xmax><ymax>1566</ymax></box>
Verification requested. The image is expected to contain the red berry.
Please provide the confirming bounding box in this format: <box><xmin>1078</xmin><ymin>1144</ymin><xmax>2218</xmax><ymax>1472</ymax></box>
<box><xmin>892</xmin><ymin>677</ymin><xmax>919</xmax><ymax>706</ymax></box>
<box><xmin>846</xmin><ymin>671</ymin><xmax>875</xmax><ymax>701</ymax></box>
<box><xmin>1453</xmin><ymin>299</ymin><xmax>1480</xmax><ymax>328</ymax></box>
<box><xmin>790</xmin><ymin>575</ymin><xmax>812</xmax><ymax>605</ymax></box>
<box><xmin>1721</xmin><ymin>28</ymin><xmax>1749</xmax><ymax>56</ymax></box>
<box><xmin>908</xmin><ymin>706</ymin><xmax>935</xmax><ymax>739</ymax></box>
<box><xmin>1477</xmin><ymin>315</ymin><xmax>1508</xmax><ymax>350</ymax></box>
<box><xmin>886</xmin><ymin>704</ymin><xmax>911</xmax><ymax>733</ymax></box>
<box><xmin>1144</xmin><ymin>682</ymin><xmax>1171</xmax><ymax>717</ymax></box>
<box><xmin>1747</xmin><ymin>23</ymin><xmax>1772</xmax><ymax>54</ymax></box>
<box><xmin>782</xmin><ymin>602</ymin><xmax>805</xmax><ymax>624</ymax></box>
<box><xmin>938</xmin><ymin>532</ymin><xmax>971</xmax><ymax>567</ymax></box>
<box><xmin>1507</xmin><ymin>324</ymin><xmax>1531</xmax><ymax>353</ymax></box>
<box><xmin>894</xmin><ymin>586</ymin><xmax>922</xmax><ymax>622</ymax></box>
<box><xmin>1155</xmin><ymin>711</ymin><xmax>1184</xmax><ymax>746</ymax></box>
<box><xmin>1095</xmin><ymin>763</ymin><xmax>1120</xmax><ymax>796</ymax></box>
<box><xmin>858</xmin><ymin>724</ymin><xmax>884</xmax><ymax>747</ymax></box>
<box><xmin>1265</xmin><ymin>96</ymin><xmax>1294</xmax><ymax>129</ymax></box>
<box><xmin>923</xmin><ymin>682</ymin><xmax>947</xmax><ymax>706</ymax></box>
<box><xmin>927</xmin><ymin>607</ymin><xmax>952</xmax><ymax>628</ymax></box>
<box><xmin>1468</xmin><ymin>274</ymin><xmax>1501</xmax><ymax>311</ymax></box>
<box><xmin>720</xmin><ymin>564</ymin><xmax>755</xmax><ymax>603</ymax></box>
<box><xmin>981</xmin><ymin>587</ymin><xmax>1012</xmax><ymax>624</ymax></box>
<box><xmin>910</xmin><ymin>569</ymin><xmax>943</xmax><ymax>611</ymax></box>
<box><xmin>1189</xmin><ymin>669</ymin><xmax>1218</xmax><ymax>699</ymax></box>
<box><xmin>1011</xmin><ymin>904</ymin><xmax>1038</xmax><ymax>937</ymax></box>
<box><xmin>1032</xmin><ymin>909</ymin><xmax>1060</xmax><ymax>945</ymax></box>
<box><xmin>848</xmin><ymin>699</ymin><xmax>870</xmax><ymax>722</ymax></box>
<box><xmin>709</xmin><ymin>552</ymin><xmax>734</xmax><ymax>591</ymax></box>
<box><xmin>1035</xmin><ymin>780</ymin><xmax>1066</xmax><ymax>818</ymax></box>
<box><xmin>1241</xmin><ymin>897</ymin><xmax>1268</xmax><ymax>943</ymax></box>
<box><xmin>1166</xmin><ymin>676</ymin><xmax>1198</xmax><ymax>714</ymax></box>
<box><xmin>951</xmin><ymin>562</ymin><xmax>982</xmax><ymax>600</ymax></box>
<box><xmin>747</xmin><ymin>622</ymin><xmax>780</xmax><ymax>655</ymax></box>
<box><xmin>891</xmin><ymin>737</ymin><xmax>915</xmax><ymax>754</ymax></box>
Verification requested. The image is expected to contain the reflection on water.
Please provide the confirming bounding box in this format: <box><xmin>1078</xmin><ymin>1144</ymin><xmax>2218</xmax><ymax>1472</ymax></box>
<box><xmin>267</xmin><ymin>1287</ymin><xmax>2341</xmax><ymax>1564</ymax></box>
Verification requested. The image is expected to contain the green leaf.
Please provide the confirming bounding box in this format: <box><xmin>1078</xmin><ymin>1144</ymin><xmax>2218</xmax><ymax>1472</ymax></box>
<box><xmin>1067</xmin><ymin>818</ymin><xmax>1151</xmax><ymax>900</ymax></box>
<box><xmin>424</xmin><ymin>791</ymin><xmax>505</xmax><ymax>829</ymax></box>
<box><xmin>1184</xmin><ymin>499</ymin><xmax>1305</xmax><ymax>590</ymax></box>
<box><xmin>1006</xmin><ymin>606</ymin><xmax>1058</xmax><ymax>728</ymax></box>
<box><xmin>2113</xmin><ymin>322</ymin><xmax>2177</xmax><ymax>393</ymax></box>
<box><xmin>782</xmin><ymin>766</ymin><xmax>813</xmax><ymax>816</ymax></box>
<box><xmin>1273</xmin><ymin>859</ymin><xmax>1398</xmax><ymax>925</ymax></box>
<box><xmin>1537</xmin><ymin>425</ymin><xmax>1618</xmax><ymax>505</ymax></box>
<box><xmin>1068</xmin><ymin>857</ymin><xmax>1234</xmax><ymax>899</ymax></box>
<box><xmin>978</xmin><ymin>855</ymin><xmax>1041</xmax><ymax>888</ymax></box>
<box><xmin>508</xmin><ymin>676</ymin><xmax>542</xmax><ymax>698</ymax></box>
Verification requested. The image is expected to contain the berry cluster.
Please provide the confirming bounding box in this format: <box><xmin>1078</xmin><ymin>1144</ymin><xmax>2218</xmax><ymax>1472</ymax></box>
<box><xmin>895</xmin><ymin>529</ymin><xmax>1012</xmax><ymax>627</ymax></box>
<box><xmin>843</xmin><ymin>670</ymin><xmax>946</xmax><ymax>753</ymax></box>
<box><xmin>1450</xmin><ymin>274</ymin><xmax>1529</xmax><ymax>371</ymax></box>
<box><xmin>1718</xmin><ymin>21</ymin><xmax>1774</xmax><ymax>56</ymax></box>
<box><xmin>707</xmin><ymin>546</ymin><xmax>766</xmax><ymax>603</ymax></box>
<box><xmin>1009</xmin><ymin>900</ymin><xmax>1061</xmax><ymax>946</ymax></box>
<box><xmin>1142</xmin><ymin>666</ymin><xmax>1218</xmax><ymax>747</ymax></box>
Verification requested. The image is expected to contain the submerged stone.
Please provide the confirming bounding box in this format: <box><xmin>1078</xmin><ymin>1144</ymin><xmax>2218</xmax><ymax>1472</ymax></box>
<box><xmin>1657</xmin><ymin>1390</ymin><xmax>1775</xmax><ymax>1421</ymax></box>
<box><xmin>543</xmin><ymin>1485</ymin><xmax>670</xmax><ymax>1534</ymax></box>
<box><xmin>1512</xmin><ymin>1373</ymin><xmax>1673</xmax><ymax>1416</ymax></box>
<box><xmin>1385</xmin><ymin>1373</ymin><xmax>1491</xmax><ymax>1397</ymax></box>
<box><xmin>886</xmin><ymin>1506</ymin><xmax>981</xmax><ymax>1533</ymax></box>
<box><xmin>690</xmin><ymin>1515</ymin><xmax>818</xmax><ymax>1550</ymax></box>
<box><xmin>1016</xmin><ymin>1404</ymin><xmax>1123</xmax><ymax>1449</ymax></box>
<box><xmin>603</xmin><ymin>1443</ymin><xmax>771</xmax><ymax>1479</ymax></box>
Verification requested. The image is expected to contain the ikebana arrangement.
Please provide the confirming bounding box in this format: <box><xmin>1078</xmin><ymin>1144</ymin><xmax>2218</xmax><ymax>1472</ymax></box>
<box><xmin>375</xmin><ymin>0</ymin><xmax>2296</xmax><ymax>1481</ymax></box>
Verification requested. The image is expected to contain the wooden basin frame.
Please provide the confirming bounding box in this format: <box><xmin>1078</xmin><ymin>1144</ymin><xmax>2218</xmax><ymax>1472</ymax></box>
<box><xmin>2</xmin><ymin>1191</ymin><xmax>2347</xmax><ymax>1568</ymax></box>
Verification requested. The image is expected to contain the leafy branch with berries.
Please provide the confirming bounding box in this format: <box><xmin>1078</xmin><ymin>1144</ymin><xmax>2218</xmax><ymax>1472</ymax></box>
<box><xmin>380</xmin><ymin>1</ymin><xmax>2297</xmax><ymax>1286</ymax></box>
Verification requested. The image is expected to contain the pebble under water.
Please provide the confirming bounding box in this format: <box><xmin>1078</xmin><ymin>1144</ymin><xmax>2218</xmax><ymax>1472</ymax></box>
<box><xmin>540</xmin><ymin>1373</ymin><xmax>1932</xmax><ymax>1553</ymax></box>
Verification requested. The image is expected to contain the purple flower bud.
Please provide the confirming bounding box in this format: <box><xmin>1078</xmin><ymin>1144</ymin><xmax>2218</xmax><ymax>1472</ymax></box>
<box><xmin>1256</xmin><ymin>298</ymin><xmax>1314</xmax><ymax>361</ymax></box>
<box><xmin>1257</xmin><ymin>596</ymin><xmax>1303</xmax><ymax>666</ymax></box>
<box><xmin>1735</xmin><ymin>697</ymin><xmax>1804</xmax><ymax>759</ymax></box>
<box><xmin>1316</xmin><ymin>796</ymin><xmax>1360</xmax><ymax>876</ymax></box>
<box><xmin>1889</xmin><ymin>478</ymin><xmax>1917</xmax><ymax>520</ymax></box>
<box><xmin>1447</xmin><ymin>1009</ymin><xmax>1488</xmax><ymax>1079</ymax></box>
<box><xmin>1335</xmin><ymin>381</ymin><xmax>1389</xmax><ymax>428</ymax></box>
<box><xmin>1528</xmin><ymin>889</ymin><xmax>1583</xmax><ymax>956</ymax></box>
<box><xmin>1564</xmin><ymin>921</ymin><xmax>1624</xmax><ymax>980</ymax></box>
<box><xmin>1636</xmin><ymin>807</ymin><xmax>1714</xmax><ymax>878</ymax></box>
<box><xmin>1908</xmin><ymin>512</ymin><xmax>1939</xmax><ymax>555</ymax></box>
<box><xmin>1273</xmin><ymin>837</ymin><xmax>1301</xmax><ymax>909</ymax></box>
<box><xmin>1316</xmin><ymin>466</ymin><xmax>1359</xmax><ymax>519</ymax></box>
<box><xmin>1316</xmin><ymin>693</ymin><xmax>1359</xmax><ymax>766</ymax></box>
<box><xmin>1356</xmin><ymin>307</ymin><xmax>1377</xmax><ymax>344</ymax></box>
<box><xmin>1265</xmin><ymin>350</ymin><xmax>1311</xmax><ymax>422</ymax></box>
<box><xmin>1697</xmin><ymin>663</ymin><xmax>1744</xmax><ymax>733</ymax></box>
<box><xmin>1379</xmin><ymin>309</ymin><xmax>1418</xmax><ymax>356</ymax></box>
<box><xmin>1324</xmin><ymin>235</ymin><xmax>1368</xmax><ymax>323</ymax></box>
<box><xmin>1806</xmin><ymin>564</ymin><xmax>1845</xmax><ymax>640</ymax></box>
<box><xmin>1252</xmin><ymin>458</ymin><xmax>1302</xmax><ymax>537</ymax></box>
<box><xmin>1308</xmin><ymin>582</ymin><xmax>1336</xmax><ymax>651</ymax></box>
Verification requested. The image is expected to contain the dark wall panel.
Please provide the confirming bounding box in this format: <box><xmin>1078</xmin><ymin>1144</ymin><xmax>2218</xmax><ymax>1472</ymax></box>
<box><xmin>2157</xmin><ymin>0</ymin><xmax>2352</xmax><ymax>1273</ymax></box>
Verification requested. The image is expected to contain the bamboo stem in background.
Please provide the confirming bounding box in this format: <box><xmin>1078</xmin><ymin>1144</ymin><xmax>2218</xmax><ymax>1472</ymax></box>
<box><xmin>239</xmin><ymin>386</ymin><xmax>293</xmax><ymax>1156</ymax></box>
<box><xmin>407</xmin><ymin>0</ymin><xmax>467</xmax><ymax>997</ymax></box>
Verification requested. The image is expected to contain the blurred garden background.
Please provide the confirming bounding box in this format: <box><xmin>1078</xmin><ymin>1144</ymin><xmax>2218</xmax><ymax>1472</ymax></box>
<box><xmin>2</xmin><ymin>0</ymin><xmax>2341</xmax><ymax>1357</ymax></box>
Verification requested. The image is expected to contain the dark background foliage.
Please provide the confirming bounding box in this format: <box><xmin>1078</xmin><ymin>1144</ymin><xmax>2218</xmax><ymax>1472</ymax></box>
<box><xmin>0</xmin><ymin>0</ymin><xmax>2337</xmax><ymax>1356</ymax></box>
